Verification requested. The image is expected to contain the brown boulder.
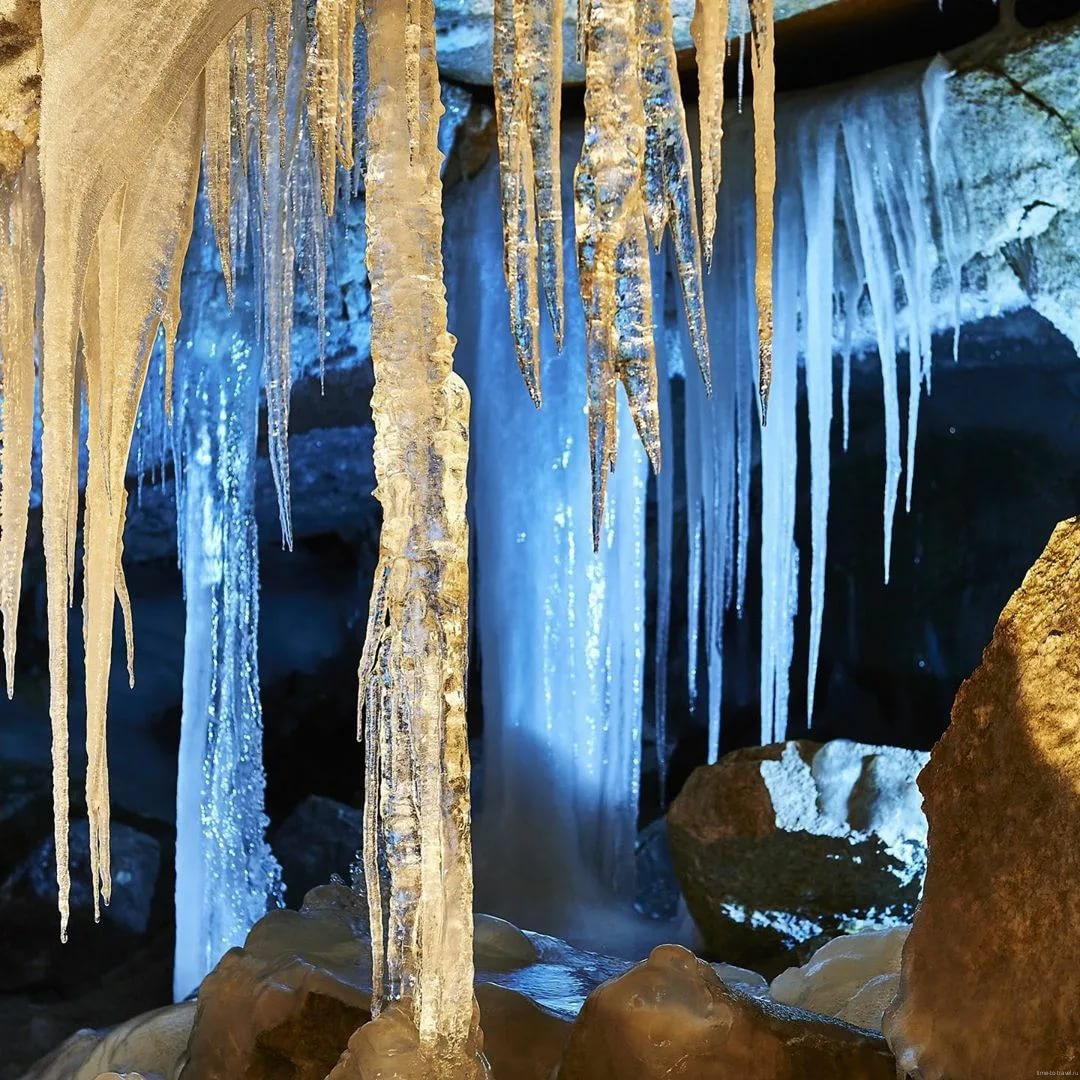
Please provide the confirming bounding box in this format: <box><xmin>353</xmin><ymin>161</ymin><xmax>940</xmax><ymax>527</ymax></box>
<box><xmin>667</xmin><ymin>739</ymin><xmax>927</xmax><ymax>974</ymax></box>
<box><xmin>555</xmin><ymin>944</ymin><xmax>896</xmax><ymax>1080</ymax></box>
<box><xmin>885</xmin><ymin>518</ymin><xmax>1080</xmax><ymax>1078</ymax></box>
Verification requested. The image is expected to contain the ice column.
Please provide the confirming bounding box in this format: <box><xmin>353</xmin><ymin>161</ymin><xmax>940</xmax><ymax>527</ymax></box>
<box><xmin>447</xmin><ymin>124</ymin><xmax>649</xmax><ymax>943</ymax></box>
<box><xmin>171</xmin><ymin>290</ymin><xmax>281</xmax><ymax>1000</ymax></box>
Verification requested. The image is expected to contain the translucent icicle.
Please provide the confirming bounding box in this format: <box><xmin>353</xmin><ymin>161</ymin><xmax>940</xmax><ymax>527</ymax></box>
<box><xmin>204</xmin><ymin>41</ymin><xmax>235</xmax><ymax>304</ymax></box>
<box><xmin>38</xmin><ymin>0</ymin><xmax>260</xmax><ymax>940</ymax></box>
<box><xmin>749</xmin><ymin>0</ymin><xmax>775</xmax><ymax>420</ymax></box>
<box><xmin>0</xmin><ymin>151</ymin><xmax>43</xmax><ymax>699</ymax></box>
<box><xmin>358</xmin><ymin>0</ymin><xmax>482</xmax><ymax>1071</ymax></box>
<box><xmin>79</xmin><ymin>80</ymin><xmax>205</xmax><ymax>928</ymax></box>
<box><xmin>575</xmin><ymin>0</ymin><xmax>659</xmax><ymax>544</ymax></box>
<box><xmin>493</xmin><ymin>0</ymin><xmax>541</xmax><ymax>403</ymax></box>
<box><xmin>798</xmin><ymin>120</ymin><xmax>836</xmax><ymax>725</ymax></box>
<box><xmin>691</xmin><ymin>0</ymin><xmax>728</xmax><ymax>267</ymax></box>
<box><xmin>639</xmin><ymin>0</ymin><xmax>710</xmax><ymax>391</ymax></box>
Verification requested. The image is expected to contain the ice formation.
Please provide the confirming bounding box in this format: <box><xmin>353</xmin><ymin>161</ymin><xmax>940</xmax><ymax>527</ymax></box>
<box><xmin>448</xmin><ymin>130</ymin><xmax>650</xmax><ymax>940</ymax></box>
<box><xmin>453</xmin><ymin>58</ymin><xmax>958</xmax><ymax>923</ymax></box>
<box><xmin>171</xmin><ymin>310</ymin><xmax>282</xmax><ymax>1000</ymax></box>
<box><xmin>356</xmin><ymin>0</ymin><xmax>481</xmax><ymax>1070</ymax></box>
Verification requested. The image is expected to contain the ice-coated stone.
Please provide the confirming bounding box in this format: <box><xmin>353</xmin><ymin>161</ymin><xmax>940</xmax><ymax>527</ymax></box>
<box><xmin>667</xmin><ymin>739</ymin><xmax>927</xmax><ymax>972</ymax></box>
<box><xmin>555</xmin><ymin>944</ymin><xmax>896</xmax><ymax>1079</ymax></box>
<box><xmin>770</xmin><ymin>927</ymin><xmax>907</xmax><ymax>1032</ymax></box>
<box><xmin>884</xmin><ymin>518</ymin><xmax>1080</xmax><ymax>1078</ymax></box>
<box><xmin>19</xmin><ymin>1003</ymin><xmax>194</xmax><ymax>1080</ymax></box>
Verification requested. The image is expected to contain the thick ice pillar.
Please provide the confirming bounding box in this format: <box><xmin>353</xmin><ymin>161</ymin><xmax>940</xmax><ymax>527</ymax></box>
<box><xmin>172</xmin><ymin>308</ymin><xmax>281</xmax><ymax>1000</ymax></box>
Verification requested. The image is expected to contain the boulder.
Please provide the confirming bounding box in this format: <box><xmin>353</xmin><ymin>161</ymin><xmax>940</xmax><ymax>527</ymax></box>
<box><xmin>555</xmin><ymin>944</ymin><xmax>896</xmax><ymax>1080</ymax></box>
<box><xmin>667</xmin><ymin>739</ymin><xmax>927</xmax><ymax>973</ymax></box>
<box><xmin>884</xmin><ymin>518</ymin><xmax>1080</xmax><ymax>1078</ymax></box>
<box><xmin>271</xmin><ymin>795</ymin><xmax>363</xmax><ymax>906</ymax></box>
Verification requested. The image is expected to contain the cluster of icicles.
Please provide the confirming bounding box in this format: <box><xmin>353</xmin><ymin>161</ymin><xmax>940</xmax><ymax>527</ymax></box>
<box><xmin>495</xmin><ymin>0</ymin><xmax>776</xmax><ymax>540</ymax></box>
<box><xmin>0</xmin><ymin>0</ymin><xmax>785</xmax><ymax>1071</ymax></box>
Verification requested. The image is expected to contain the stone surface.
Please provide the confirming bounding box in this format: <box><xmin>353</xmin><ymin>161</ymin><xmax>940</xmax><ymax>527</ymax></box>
<box><xmin>883</xmin><ymin>517</ymin><xmax>1080</xmax><ymax>1079</ymax></box>
<box><xmin>1</xmin><ymin>819</ymin><xmax>160</xmax><ymax>939</ymax></box>
<box><xmin>0</xmin><ymin>0</ymin><xmax>40</xmax><ymax>179</ymax></box>
<box><xmin>667</xmin><ymin>739</ymin><xmax>927</xmax><ymax>974</ymax></box>
<box><xmin>770</xmin><ymin>927</ymin><xmax>907</xmax><ymax>1032</ymax></box>
<box><xmin>555</xmin><ymin>944</ymin><xmax>896</xmax><ymax>1080</ymax></box>
<box><xmin>178</xmin><ymin>884</ymin><xmax>628</xmax><ymax>1080</ymax></box>
<box><xmin>19</xmin><ymin>1004</ymin><xmax>194</xmax><ymax>1080</ymax></box>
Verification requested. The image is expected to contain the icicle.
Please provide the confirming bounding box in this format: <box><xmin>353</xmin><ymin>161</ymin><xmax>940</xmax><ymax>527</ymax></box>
<box><xmin>358</xmin><ymin>0</ymin><xmax>482</xmax><ymax>1071</ymax></box>
<box><xmin>798</xmin><ymin>119</ymin><xmax>836</xmax><ymax>725</ymax></box>
<box><xmin>749</xmin><ymin>0</ymin><xmax>775</xmax><ymax>421</ymax></box>
<box><xmin>575</xmin><ymin>0</ymin><xmax>659</xmax><ymax>545</ymax></box>
<box><xmin>0</xmin><ymin>150</ymin><xmax>42</xmax><ymax>699</ymax></box>
<box><xmin>639</xmin><ymin>0</ymin><xmax>710</xmax><ymax>391</ymax></box>
<box><xmin>447</xmin><ymin>118</ymin><xmax>649</xmax><ymax>942</ymax></box>
<box><xmin>172</xmin><ymin>318</ymin><xmax>283</xmax><ymax>1001</ymax></box>
<box><xmin>38</xmin><ymin>0</ymin><xmax>258</xmax><ymax>938</ymax></box>
<box><xmin>691</xmin><ymin>0</ymin><xmax>728</xmax><ymax>267</ymax></box>
<box><xmin>204</xmin><ymin>41</ymin><xmax>235</xmax><ymax>306</ymax></box>
<box><xmin>493</xmin><ymin>0</ymin><xmax>542</xmax><ymax>402</ymax></box>
<box><xmin>310</xmin><ymin>0</ymin><xmax>356</xmax><ymax>216</ymax></box>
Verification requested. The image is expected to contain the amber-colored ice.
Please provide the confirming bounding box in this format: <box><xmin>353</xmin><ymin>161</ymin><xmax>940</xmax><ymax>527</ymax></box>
<box><xmin>690</xmin><ymin>0</ymin><xmax>728</xmax><ymax>266</ymax></box>
<box><xmin>640</xmin><ymin>0</ymin><xmax>710</xmax><ymax>391</ymax></box>
<box><xmin>357</xmin><ymin>0</ymin><xmax>482</xmax><ymax>1074</ymax></box>
<box><xmin>750</xmin><ymin>0</ymin><xmax>776</xmax><ymax>419</ymax></box>
<box><xmin>574</xmin><ymin>0</ymin><xmax>660</xmax><ymax>545</ymax></box>
<box><xmin>37</xmin><ymin>0</ymin><xmax>257</xmax><ymax>938</ymax></box>
<box><xmin>311</xmin><ymin>0</ymin><xmax>356</xmax><ymax>217</ymax></box>
<box><xmin>0</xmin><ymin>149</ymin><xmax>41</xmax><ymax>699</ymax></box>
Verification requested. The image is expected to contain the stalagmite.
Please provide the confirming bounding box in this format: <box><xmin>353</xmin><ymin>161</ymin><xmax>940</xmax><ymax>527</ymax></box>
<box><xmin>575</xmin><ymin>0</ymin><xmax>659</xmax><ymax>543</ymax></box>
<box><xmin>357</xmin><ymin>0</ymin><xmax>482</xmax><ymax>1072</ymax></box>
<box><xmin>0</xmin><ymin>150</ymin><xmax>42</xmax><ymax>698</ymax></box>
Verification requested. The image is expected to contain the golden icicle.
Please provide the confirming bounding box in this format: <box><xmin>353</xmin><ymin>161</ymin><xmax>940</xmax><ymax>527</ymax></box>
<box><xmin>0</xmin><ymin>150</ymin><xmax>42</xmax><ymax>699</ymax></box>
<box><xmin>356</xmin><ymin>0</ymin><xmax>486</xmax><ymax>1075</ymax></box>
<box><xmin>38</xmin><ymin>0</ymin><xmax>259</xmax><ymax>939</ymax></box>
<box><xmin>493</xmin><ymin>0</ymin><xmax>541</xmax><ymax>403</ymax></box>
<box><xmin>204</xmin><ymin>41</ymin><xmax>234</xmax><ymax>305</ymax></box>
<box><xmin>574</xmin><ymin>0</ymin><xmax>660</xmax><ymax>547</ymax></box>
<box><xmin>638</xmin><ymin>0</ymin><xmax>710</xmax><ymax>390</ymax></box>
<box><xmin>749</xmin><ymin>0</ymin><xmax>775</xmax><ymax>419</ymax></box>
<box><xmin>691</xmin><ymin>0</ymin><xmax>728</xmax><ymax>267</ymax></box>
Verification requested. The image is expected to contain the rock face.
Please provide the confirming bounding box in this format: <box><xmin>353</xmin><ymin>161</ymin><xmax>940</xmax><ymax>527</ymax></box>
<box><xmin>272</xmin><ymin>795</ymin><xmax>363</xmax><ymax>906</ymax></box>
<box><xmin>555</xmin><ymin>944</ymin><xmax>896</xmax><ymax>1080</ymax></box>
<box><xmin>884</xmin><ymin>518</ymin><xmax>1080</xmax><ymax>1079</ymax></box>
<box><xmin>770</xmin><ymin>927</ymin><xmax>908</xmax><ymax>1033</ymax></box>
<box><xmin>667</xmin><ymin>739</ymin><xmax>928</xmax><ymax>973</ymax></box>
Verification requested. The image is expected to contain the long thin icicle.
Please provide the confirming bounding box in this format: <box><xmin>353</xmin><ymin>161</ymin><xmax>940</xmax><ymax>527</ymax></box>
<box><xmin>38</xmin><ymin>0</ymin><xmax>258</xmax><ymax>938</ymax></box>
<box><xmin>0</xmin><ymin>151</ymin><xmax>42</xmax><ymax>698</ymax></box>
<box><xmin>358</xmin><ymin>0</ymin><xmax>483</xmax><ymax>1072</ymax></box>
<box><xmin>639</xmin><ymin>0</ymin><xmax>710</xmax><ymax>391</ymax></box>
<box><xmin>691</xmin><ymin>0</ymin><xmax>728</xmax><ymax>267</ymax></box>
<box><xmin>575</xmin><ymin>0</ymin><xmax>659</xmax><ymax>545</ymax></box>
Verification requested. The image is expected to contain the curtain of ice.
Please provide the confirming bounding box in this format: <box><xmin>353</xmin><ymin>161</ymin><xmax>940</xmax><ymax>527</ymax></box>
<box><xmin>447</xmin><ymin>122</ymin><xmax>650</xmax><ymax>942</ymax></box>
<box><xmin>449</xmin><ymin>60</ymin><xmax>956</xmax><ymax>938</ymax></box>
<box><xmin>171</xmin><ymin>277</ymin><xmax>282</xmax><ymax>1000</ymax></box>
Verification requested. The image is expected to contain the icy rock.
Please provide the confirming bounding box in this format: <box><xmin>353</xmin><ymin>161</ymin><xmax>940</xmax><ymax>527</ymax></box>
<box><xmin>272</xmin><ymin>795</ymin><xmax>363</xmax><ymax>906</ymax></box>
<box><xmin>19</xmin><ymin>1004</ymin><xmax>194</xmax><ymax>1080</ymax></box>
<box><xmin>667</xmin><ymin>740</ymin><xmax>927</xmax><ymax>973</ymax></box>
<box><xmin>884</xmin><ymin>518</ymin><xmax>1080</xmax><ymax>1078</ymax></box>
<box><xmin>325</xmin><ymin>1003</ymin><xmax>492</xmax><ymax>1080</ymax></box>
<box><xmin>770</xmin><ymin>927</ymin><xmax>908</xmax><ymax>1032</ymax></box>
<box><xmin>555</xmin><ymin>943</ymin><xmax>896</xmax><ymax>1079</ymax></box>
<box><xmin>179</xmin><ymin>883</ymin><xmax>622</xmax><ymax>1080</ymax></box>
<box><xmin>0</xmin><ymin>819</ymin><xmax>160</xmax><ymax>936</ymax></box>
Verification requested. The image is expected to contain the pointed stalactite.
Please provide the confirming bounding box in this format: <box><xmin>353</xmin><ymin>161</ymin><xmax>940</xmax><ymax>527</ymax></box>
<box><xmin>358</xmin><ymin>0</ymin><xmax>484</xmax><ymax>1073</ymax></box>
<box><xmin>638</xmin><ymin>0</ymin><xmax>710</xmax><ymax>391</ymax></box>
<box><xmin>749</xmin><ymin>0</ymin><xmax>775</xmax><ymax>420</ymax></box>
<box><xmin>0</xmin><ymin>151</ymin><xmax>42</xmax><ymax>700</ymax></box>
<box><xmin>37</xmin><ymin>0</ymin><xmax>259</xmax><ymax>939</ymax></box>
<box><xmin>574</xmin><ymin>0</ymin><xmax>659</xmax><ymax>548</ymax></box>
<box><xmin>692</xmin><ymin>0</ymin><xmax>728</xmax><ymax>267</ymax></box>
